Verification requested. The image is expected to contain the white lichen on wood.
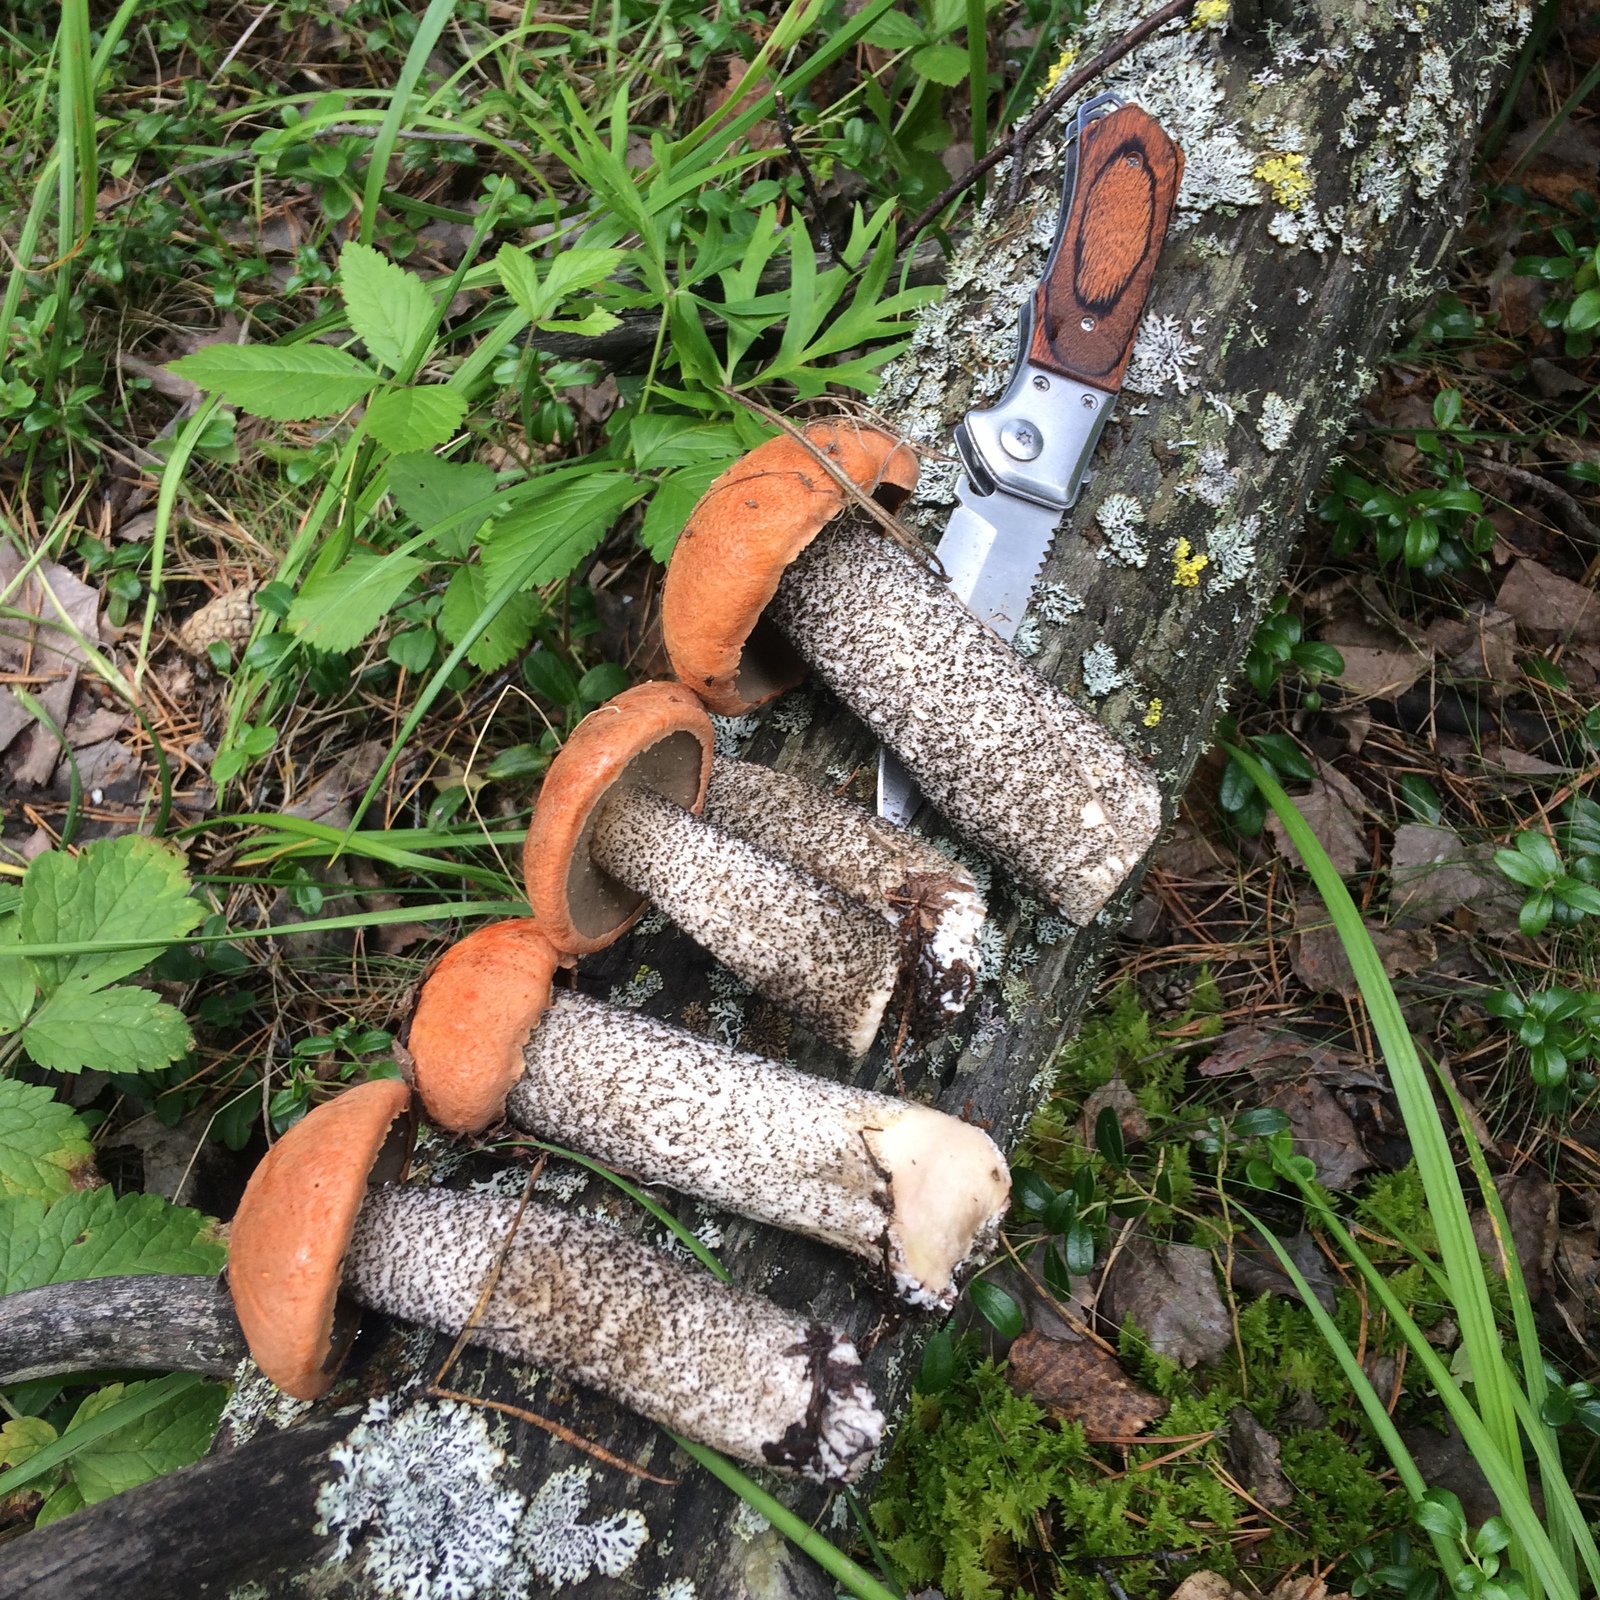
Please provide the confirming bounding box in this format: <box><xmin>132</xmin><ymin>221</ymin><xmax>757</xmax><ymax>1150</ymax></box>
<box><xmin>512</xmin><ymin>1467</ymin><xmax>647</xmax><ymax>1592</ymax></box>
<box><xmin>1094</xmin><ymin>493</ymin><xmax>1149</xmax><ymax>567</ymax></box>
<box><xmin>1257</xmin><ymin>393</ymin><xmax>1302</xmax><ymax>452</ymax></box>
<box><xmin>1124</xmin><ymin>313</ymin><xmax>1204</xmax><ymax>396</ymax></box>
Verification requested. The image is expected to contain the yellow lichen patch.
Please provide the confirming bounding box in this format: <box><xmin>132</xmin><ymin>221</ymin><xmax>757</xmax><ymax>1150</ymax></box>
<box><xmin>1191</xmin><ymin>0</ymin><xmax>1229</xmax><ymax>26</ymax></box>
<box><xmin>1143</xmin><ymin>699</ymin><xmax>1163</xmax><ymax>728</ymax></box>
<box><xmin>1255</xmin><ymin>152</ymin><xmax>1312</xmax><ymax>212</ymax></box>
<box><xmin>1044</xmin><ymin>46</ymin><xmax>1078</xmax><ymax>91</ymax></box>
<box><xmin>1172</xmin><ymin>538</ymin><xmax>1209</xmax><ymax>588</ymax></box>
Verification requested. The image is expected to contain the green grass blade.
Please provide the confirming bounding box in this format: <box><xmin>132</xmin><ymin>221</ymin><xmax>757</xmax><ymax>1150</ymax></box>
<box><xmin>502</xmin><ymin>1137</ymin><xmax>731</xmax><ymax>1284</ymax></box>
<box><xmin>667</xmin><ymin>1433</ymin><xmax>900</xmax><ymax>1600</ymax></box>
<box><xmin>358</xmin><ymin>0</ymin><xmax>461</xmax><ymax>246</ymax></box>
<box><xmin>1507</xmin><ymin>1382</ymin><xmax>1600</xmax><ymax>1595</ymax></box>
<box><xmin>967</xmin><ymin>0</ymin><xmax>988</xmax><ymax>194</ymax></box>
<box><xmin>1227</xmin><ymin>746</ymin><xmax>1530</xmax><ymax>1516</ymax></box>
<box><xmin>0</xmin><ymin>1373</ymin><xmax>201</xmax><ymax>1497</ymax></box>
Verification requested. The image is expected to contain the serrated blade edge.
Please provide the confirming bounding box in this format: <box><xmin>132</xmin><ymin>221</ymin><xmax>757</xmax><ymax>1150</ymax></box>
<box><xmin>938</xmin><ymin>474</ymin><xmax>1064</xmax><ymax>643</ymax></box>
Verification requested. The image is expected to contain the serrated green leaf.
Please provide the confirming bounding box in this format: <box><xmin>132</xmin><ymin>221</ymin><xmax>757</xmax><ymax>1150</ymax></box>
<box><xmin>910</xmin><ymin>42</ymin><xmax>968</xmax><ymax>84</ymax></box>
<box><xmin>22</xmin><ymin>834</ymin><xmax>203</xmax><ymax>993</ymax></box>
<box><xmin>481</xmin><ymin>470</ymin><xmax>641</xmax><ymax>591</ymax></box>
<box><xmin>0</xmin><ymin>1415</ymin><xmax>56</xmax><ymax>1468</ymax></box>
<box><xmin>0</xmin><ymin>1186</ymin><xmax>226</xmax><ymax>1293</ymax></box>
<box><xmin>0</xmin><ymin>1077</ymin><xmax>93</xmax><ymax>1201</ymax></box>
<box><xmin>0</xmin><ymin>917</ymin><xmax>37</xmax><ymax>1031</ymax></box>
<box><xmin>339</xmin><ymin>240</ymin><xmax>435</xmax><ymax>372</ymax></box>
<box><xmin>289</xmin><ymin>549</ymin><xmax>430</xmax><ymax>653</ymax></box>
<box><xmin>439</xmin><ymin>565</ymin><xmax>539</xmax><ymax>671</ymax></box>
<box><xmin>59</xmin><ymin>1378</ymin><xmax>227</xmax><ymax>1506</ymax></box>
<box><xmin>628</xmin><ymin>416</ymin><xmax>745</xmax><ymax>472</ymax></box>
<box><xmin>638</xmin><ymin>460</ymin><xmax>728</xmax><ymax>561</ymax></box>
<box><xmin>33</xmin><ymin>1481</ymin><xmax>84</xmax><ymax>1527</ymax></box>
<box><xmin>166</xmin><ymin>344</ymin><xmax>377</xmax><ymax>420</ymax></box>
<box><xmin>863</xmin><ymin>8</ymin><xmax>925</xmax><ymax>47</ymax></box>
<box><xmin>496</xmin><ymin>243</ymin><xmax>624</xmax><ymax>327</ymax></box>
<box><xmin>365</xmin><ymin>385</ymin><xmax>468</xmax><ymax>453</ymax></box>
<box><xmin>388</xmin><ymin>452</ymin><xmax>498</xmax><ymax>541</ymax></box>
<box><xmin>24</xmin><ymin>977</ymin><xmax>192</xmax><ymax>1075</ymax></box>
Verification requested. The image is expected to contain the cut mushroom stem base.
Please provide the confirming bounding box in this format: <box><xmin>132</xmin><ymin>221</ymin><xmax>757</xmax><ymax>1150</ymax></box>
<box><xmin>509</xmin><ymin>992</ymin><xmax>1008</xmax><ymax>1308</ymax></box>
<box><xmin>344</xmin><ymin>1184</ymin><xmax>882</xmax><ymax>1482</ymax></box>
<box><xmin>589</xmin><ymin>780</ymin><xmax>899</xmax><ymax>1056</ymax></box>
<box><xmin>702</xmin><ymin>757</ymin><xmax>985</xmax><ymax>1026</ymax></box>
<box><xmin>764</xmin><ymin>513</ymin><xmax>1162</xmax><ymax>923</ymax></box>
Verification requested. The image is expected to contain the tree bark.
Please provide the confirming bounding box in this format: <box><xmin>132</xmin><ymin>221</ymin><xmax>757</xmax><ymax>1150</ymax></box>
<box><xmin>0</xmin><ymin>4</ymin><xmax>1530</xmax><ymax>1595</ymax></box>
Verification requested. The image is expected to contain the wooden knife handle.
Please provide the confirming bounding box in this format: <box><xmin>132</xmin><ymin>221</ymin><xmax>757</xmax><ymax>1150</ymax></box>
<box><xmin>1027</xmin><ymin>103</ymin><xmax>1184</xmax><ymax>390</ymax></box>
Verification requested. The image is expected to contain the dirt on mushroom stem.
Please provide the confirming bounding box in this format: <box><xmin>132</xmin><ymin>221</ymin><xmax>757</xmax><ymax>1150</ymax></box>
<box><xmin>700</xmin><ymin>756</ymin><xmax>986</xmax><ymax>1027</ymax></box>
<box><xmin>764</xmin><ymin>512</ymin><xmax>1162</xmax><ymax>922</ymax></box>
<box><xmin>342</xmin><ymin>1184</ymin><xmax>883</xmax><ymax>1482</ymax></box>
<box><xmin>589</xmin><ymin>780</ymin><xmax>900</xmax><ymax>1056</ymax></box>
<box><xmin>508</xmin><ymin>992</ymin><xmax>1010</xmax><ymax>1308</ymax></box>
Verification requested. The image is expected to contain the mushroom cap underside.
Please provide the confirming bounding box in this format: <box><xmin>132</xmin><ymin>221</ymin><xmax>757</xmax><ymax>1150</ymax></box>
<box><xmin>661</xmin><ymin>421</ymin><xmax>918</xmax><ymax>717</ymax></box>
<box><xmin>409</xmin><ymin>920</ymin><xmax>565</xmax><ymax>1133</ymax></box>
<box><xmin>523</xmin><ymin>680</ymin><xmax>714</xmax><ymax>954</ymax></box>
<box><xmin>227</xmin><ymin>1077</ymin><xmax>415</xmax><ymax>1400</ymax></box>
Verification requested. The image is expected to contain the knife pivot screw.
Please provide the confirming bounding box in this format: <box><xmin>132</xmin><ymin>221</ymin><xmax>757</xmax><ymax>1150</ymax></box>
<box><xmin>999</xmin><ymin>419</ymin><xmax>1044</xmax><ymax>461</ymax></box>
<box><xmin>1081</xmin><ymin>393</ymin><xmax>1097</xmax><ymax>410</ymax></box>
<box><xmin>1031</xmin><ymin>374</ymin><xmax>1050</xmax><ymax>391</ymax></box>
<box><xmin>1079</xmin><ymin>315</ymin><xmax>1096</xmax><ymax>332</ymax></box>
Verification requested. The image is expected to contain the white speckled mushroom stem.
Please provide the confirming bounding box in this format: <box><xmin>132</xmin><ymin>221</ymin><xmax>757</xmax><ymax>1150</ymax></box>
<box><xmin>702</xmin><ymin>758</ymin><xmax>986</xmax><ymax>1027</ymax></box>
<box><xmin>765</xmin><ymin>517</ymin><xmax>1163</xmax><ymax>922</ymax></box>
<box><xmin>344</xmin><ymin>1185</ymin><xmax>883</xmax><ymax>1482</ymax></box>
<box><xmin>508</xmin><ymin>992</ymin><xmax>1009</xmax><ymax>1309</ymax></box>
<box><xmin>589</xmin><ymin>782</ymin><xmax>899</xmax><ymax>1057</ymax></box>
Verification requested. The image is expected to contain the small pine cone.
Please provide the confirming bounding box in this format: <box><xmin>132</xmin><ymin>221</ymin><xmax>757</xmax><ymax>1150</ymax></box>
<box><xmin>176</xmin><ymin>587</ymin><xmax>258</xmax><ymax>660</ymax></box>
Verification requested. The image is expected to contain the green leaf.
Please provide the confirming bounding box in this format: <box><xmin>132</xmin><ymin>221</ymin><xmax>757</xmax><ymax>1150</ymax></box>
<box><xmin>639</xmin><ymin>460</ymin><xmax>727</xmax><ymax>561</ymax></box>
<box><xmin>0</xmin><ymin>1078</ymin><xmax>93</xmax><ymax>1201</ymax></box>
<box><xmin>1250</xmin><ymin>732</ymin><xmax>1315</xmax><ymax>783</ymax></box>
<box><xmin>0</xmin><ymin>1186</ymin><xmax>226</xmax><ymax>1293</ymax></box>
<box><xmin>1400</xmin><ymin>774</ymin><xmax>1443</xmax><ymax>825</ymax></box>
<box><xmin>57</xmin><ymin>1378</ymin><xmax>227</xmax><ymax>1507</ymax></box>
<box><xmin>0</xmin><ymin>1416</ymin><xmax>56</xmax><ymax>1470</ymax></box>
<box><xmin>864</xmin><ymin>7</ymin><xmax>925</xmax><ymax>46</ymax></box>
<box><xmin>1432</xmin><ymin>388</ymin><xmax>1464</xmax><ymax>428</ymax></box>
<box><xmin>910</xmin><ymin>42</ymin><xmax>969</xmax><ymax>84</ymax></box>
<box><xmin>1568</xmin><ymin>287</ymin><xmax>1600</xmax><ymax>333</ymax></box>
<box><xmin>439</xmin><ymin>565</ymin><xmax>538</xmax><ymax>672</ymax></box>
<box><xmin>968</xmin><ymin>1278</ymin><xmax>1023</xmax><ymax>1339</ymax></box>
<box><xmin>388</xmin><ymin>452</ymin><xmax>498</xmax><ymax>539</ymax></box>
<box><xmin>1094</xmin><ymin>1105</ymin><xmax>1126</xmax><ymax>1168</ymax></box>
<box><xmin>22</xmin><ymin>835</ymin><xmax>203</xmax><ymax>993</ymax></box>
<box><xmin>365</xmin><ymin>386</ymin><xmax>468</xmax><ymax>453</ymax></box>
<box><xmin>1415</xmin><ymin>1487</ymin><xmax>1468</xmax><ymax>1542</ymax></box>
<box><xmin>338</xmin><ymin>240</ymin><xmax>435</xmax><ymax>372</ymax></box>
<box><xmin>628</xmin><ymin>416</ymin><xmax>746</xmax><ymax>472</ymax></box>
<box><xmin>481</xmin><ymin>470</ymin><xmax>641</xmax><ymax>591</ymax></box>
<box><xmin>1063</xmin><ymin>1219</ymin><xmax>1095</xmax><ymax>1276</ymax></box>
<box><xmin>289</xmin><ymin>549</ymin><xmax>430</xmax><ymax>653</ymax></box>
<box><xmin>1234</xmin><ymin>1107</ymin><xmax>1292</xmax><ymax>1138</ymax></box>
<box><xmin>915</xmin><ymin>1328</ymin><xmax>954</xmax><ymax>1394</ymax></box>
<box><xmin>165</xmin><ymin>344</ymin><xmax>377</xmax><ymax>420</ymax></box>
<box><xmin>578</xmin><ymin>663</ymin><xmax>629</xmax><ymax>704</ymax></box>
<box><xmin>24</xmin><ymin>977</ymin><xmax>193</xmax><ymax>1075</ymax></box>
<box><xmin>496</xmin><ymin>243</ymin><xmax>625</xmax><ymax>327</ymax></box>
<box><xmin>0</xmin><ymin>918</ymin><xmax>37</xmax><ymax>1030</ymax></box>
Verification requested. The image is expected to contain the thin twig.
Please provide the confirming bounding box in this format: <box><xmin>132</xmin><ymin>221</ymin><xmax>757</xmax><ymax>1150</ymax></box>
<box><xmin>773</xmin><ymin>92</ymin><xmax>833</xmax><ymax>262</ymax></box>
<box><xmin>431</xmin><ymin>1155</ymin><xmax>543</xmax><ymax>1390</ymax></box>
<box><xmin>1472</xmin><ymin>454</ymin><xmax>1600</xmax><ymax>543</ymax></box>
<box><xmin>905</xmin><ymin>0</ymin><xmax>1199</xmax><ymax>241</ymax></box>
<box><xmin>427</xmin><ymin>1387</ymin><xmax>680</xmax><ymax>1485</ymax></box>
<box><xmin>720</xmin><ymin>391</ymin><xmax>946</xmax><ymax>578</ymax></box>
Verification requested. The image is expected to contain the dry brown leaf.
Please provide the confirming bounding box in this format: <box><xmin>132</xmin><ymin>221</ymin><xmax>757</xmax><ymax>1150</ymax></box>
<box><xmin>1079</xmin><ymin>1075</ymin><xmax>1150</xmax><ymax>1148</ymax></box>
<box><xmin>1101</xmin><ymin>1239</ymin><xmax>1232</xmax><ymax>1369</ymax></box>
<box><xmin>1262</xmin><ymin>1078</ymin><xmax>1370</xmax><ymax>1191</ymax></box>
<box><xmin>1265</xmin><ymin>762</ymin><xmax>1368</xmax><ymax>876</ymax></box>
<box><xmin>1388</xmin><ymin>822</ymin><xmax>1522</xmax><ymax>934</ymax></box>
<box><xmin>1326</xmin><ymin>642</ymin><xmax>1432</xmax><ymax>701</ymax></box>
<box><xmin>1170</xmin><ymin>1574</ymin><xmax>1250</xmax><ymax>1600</ymax></box>
<box><xmin>1005</xmin><ymin>1329</ymin><xmax>1168</xmax><ymax>1438</ymax></box>
<box><xmin>1226</xmin><ymin>1404</ymin><xmax>1295</xmax><ymax>1508</ymax></box>
<box><xmin>1151</xmin><ymin>816</ymin><xmax>1236</xmax><ymax>881</ymax></box>
<box><xmin>1497</xmin><ymin>557</ymin><xmax>1600</xmax><ymax>645</ymax></box>
<box><xmin>1424</xmin><ymin>605</ymin><xmax>1518</xmax><ymax>687</ymax></box>
<box><xmin>1231</xmin><ymin>1225</ymin><xmax>1340</xmax><ymax>1311</ymax></box>
<box><xmin>1291</xmin><ymin>910</ymin><xmax>1435</xmax><ymax>999</ymax></box>
<box><xmin>1471</xmin><ymin>1172</ymin><xmax>1558</xmax><ymax>1300</ymax></box>
<box><xmin>1198</xmin><ymin>1025</ymin><xmax>1379</xmax><ymax>1089</ymax></box>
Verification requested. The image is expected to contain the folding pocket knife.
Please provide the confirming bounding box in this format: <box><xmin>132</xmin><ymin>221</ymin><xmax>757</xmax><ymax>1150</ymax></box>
<box><xmin>878</xmin><ymin>93</ymin><xmax>1184</xmax><ymax>825</ymax></box>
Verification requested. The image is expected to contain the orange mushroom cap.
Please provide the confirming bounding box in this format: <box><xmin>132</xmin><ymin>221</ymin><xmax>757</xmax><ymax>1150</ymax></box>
<box><xmin>228</xmin><ymin>1077</ymin><xmax>414</xmax><ymax>1400</ymax></box>
<box><xmin>409</xmin><ymin>920</ymin><xmax>565</xmax><ymax>1134</ymax></box>
<box><xmin>661</xmin><ymin>421</ymin><xmax>918</xmax><ymax>716</ymax></box>
<box><xmin>523</xmin><ymin>680</ymin><xmax>713</xmax><ymax>954</ymax></box>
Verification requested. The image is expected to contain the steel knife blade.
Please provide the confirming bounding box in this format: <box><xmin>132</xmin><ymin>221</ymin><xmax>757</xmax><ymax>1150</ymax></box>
<box><xmin>877</xmin><ymin>94</ymin><xmax>1184</xmax><ymax>825</ymax></box>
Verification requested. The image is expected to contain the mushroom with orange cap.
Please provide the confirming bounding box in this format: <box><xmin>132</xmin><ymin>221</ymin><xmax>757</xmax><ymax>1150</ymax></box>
<box><xmin>522</xmin><ymin>679</ymin><xmax>978</xmax><ymax>1056</ymax></box>
<box><xmin>407</xmin><ymin>921</ymin><xmax>1009</xmax><ymax>1310</ymax></box>
<box><xmin>227</xmin><ymin>1079</ymin><xmax>884</xmax><ymax>1482</ymax></box>
<box><xmin>660</xmin><ymin>419</ymin><xmax>1163</xmax><ymax>925</ymax></box>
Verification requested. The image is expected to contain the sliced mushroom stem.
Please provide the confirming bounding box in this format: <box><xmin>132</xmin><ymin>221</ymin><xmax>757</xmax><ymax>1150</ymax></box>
<box><xmin>507</xmin><ymin>991</ymin><xmax>1008</xmax><ymax>1309</ymax></box>
<box><xmin>702</xmin><ymin>756</ymin><xmax>985</xmax><ymax>1025</ymax></box>
<box><xmin>343</xmin><ymin>1184</ymin><xmax>882</xmax><ymax>1481</ymax></box>
<box><xmin>764</xmin><ymin>513</ymin><xmax>1161</xmax><ymax>923</ymax></box>
<box><xmin>589</xmin><ymin>780</ymin><xmax>899</xmax><ymax>1056</ymax></box>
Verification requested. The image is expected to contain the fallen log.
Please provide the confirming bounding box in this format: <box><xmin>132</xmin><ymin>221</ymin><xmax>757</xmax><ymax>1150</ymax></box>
<box><xmin>0</xmin><ymin>3</ymin><xmax>1530</xmax><ymax>1595</ymax></box>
